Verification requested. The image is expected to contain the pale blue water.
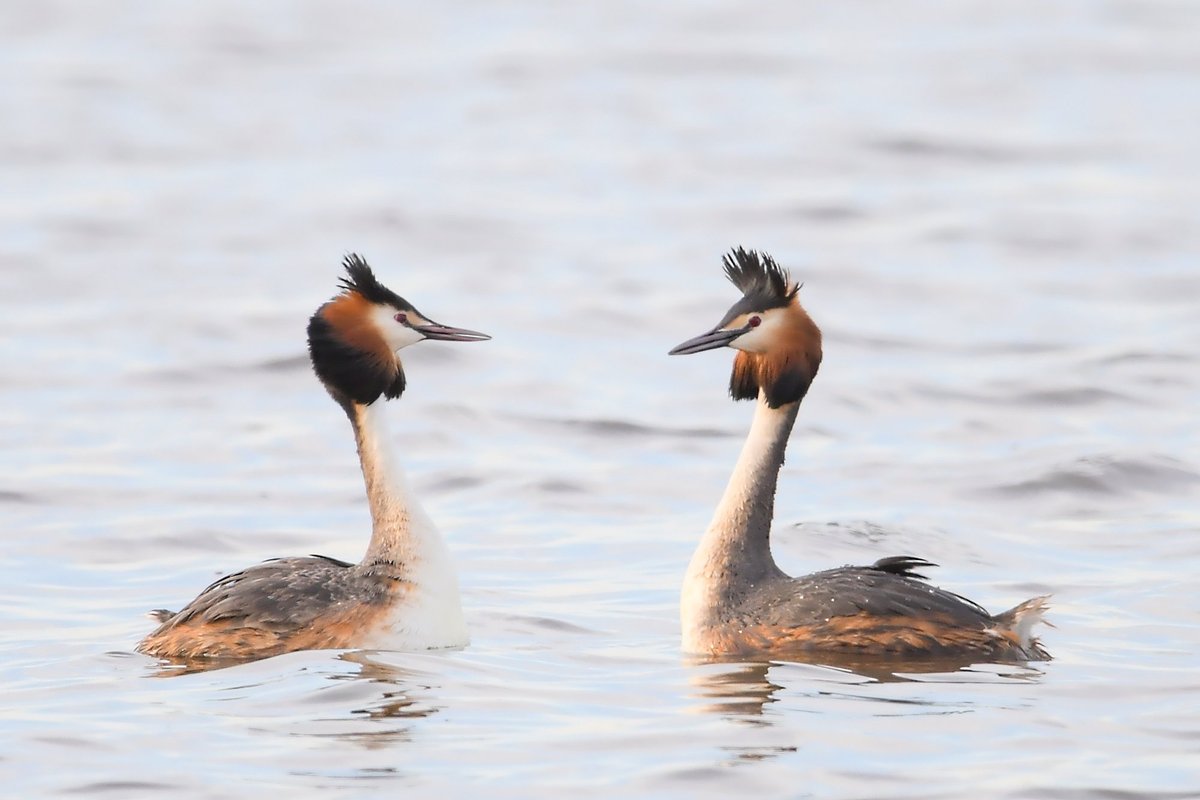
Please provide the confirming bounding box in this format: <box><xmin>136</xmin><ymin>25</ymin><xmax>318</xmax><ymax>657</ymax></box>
<box><xmin>2</xmin><ymin>2</ymin><xmax>1199</xmax><ymax>797</ymax></box>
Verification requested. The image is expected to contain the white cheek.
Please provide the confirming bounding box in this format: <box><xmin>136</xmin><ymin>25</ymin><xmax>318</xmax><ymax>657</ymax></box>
<box><xmin>729</xmin><ymin>312</ymin><xmax>784</xmax><ymax>353</ymax></box>
<box><xmin>369</xmin><ymin>305</ymin><xmax>425</xmax><ymax>351</ymax></box>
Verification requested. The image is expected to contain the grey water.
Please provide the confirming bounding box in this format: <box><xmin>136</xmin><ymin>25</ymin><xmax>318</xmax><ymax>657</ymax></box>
<box><xmin>2</xmin><ymin>1</ymin><xmax>1199</xmax><ymax>797</ymax></box>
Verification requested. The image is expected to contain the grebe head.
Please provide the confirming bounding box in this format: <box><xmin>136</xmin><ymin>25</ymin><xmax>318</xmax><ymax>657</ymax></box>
<box><xmin>669</xmin><ymin>247</ymin><xmax>822</xmax><ymax>408</ymax></box>
<box><xmin>307</xmin><ymin>254</ymin><xmax>489</xmax><ymax>405</ymax></box>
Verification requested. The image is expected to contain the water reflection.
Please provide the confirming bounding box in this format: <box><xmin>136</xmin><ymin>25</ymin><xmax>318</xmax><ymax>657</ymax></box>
<box><xmin>689</xmin><ymin>661</ymin><xmax>785</xmax><ymax>720</ymax></box>
<box><xmin>334</xmin><ymin>651</ymin><xmax>441</xmax><ymax>721</ymax></box>
<box><xmin>138</xmin><ymin>648</ymin><xmax>442</xmax><ymax>732</ymax></box>
<box><xmin>297</xmin><ymin>653</ymin><xmax>442</xmax><ymax>754</ymax></box>
<box><xmin>140</xmin><ymin>653</ymin><xmax>260</xmax><ymax>677</ymax></box>
<box><xmin>688</xmin><ymin>652</ymin><xmax>1047</xmax><ymax>720</ymax></box>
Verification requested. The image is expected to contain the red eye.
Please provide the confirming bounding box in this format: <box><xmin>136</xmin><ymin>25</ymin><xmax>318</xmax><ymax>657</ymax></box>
<box><xmin>748</xmin><ymin>316</ymin><xmax>761</xmax><ymax>328</ymax></box>
<box><xmin>394</xmin><ymin>312</ymin><xmax>408</xmax><ymax>324</ymax></box>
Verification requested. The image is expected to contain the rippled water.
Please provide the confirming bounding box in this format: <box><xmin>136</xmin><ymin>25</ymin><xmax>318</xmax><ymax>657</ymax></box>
<box><xmin>3</xmin><ymin>1</ymin><xmax>1199</xmax><ymax>797</ymax></box>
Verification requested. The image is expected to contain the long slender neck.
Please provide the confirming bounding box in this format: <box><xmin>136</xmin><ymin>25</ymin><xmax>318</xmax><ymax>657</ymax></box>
<box><xmin>687</xmin><ymin>394</ymin><xmax>799</xmax><ymax>593</ymax></box>
<box><xmin>345</xmin><ymin>399</ymin><xmax>440</xmax><ymax>566</ymax></box>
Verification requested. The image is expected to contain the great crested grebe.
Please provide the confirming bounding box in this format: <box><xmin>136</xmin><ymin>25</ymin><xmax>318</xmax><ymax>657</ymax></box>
<box><xmin>138</xmin><ymin>254</ymin><xmax>489</xmax><ymax>663</ymax></box>
<box><xmin>669</xmin><ymin>248</ymin><xmax>1049</xmax><ymax>662</ymax></box>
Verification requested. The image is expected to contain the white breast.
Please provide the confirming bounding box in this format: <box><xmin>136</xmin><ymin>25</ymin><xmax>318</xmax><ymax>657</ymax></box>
<box><xmin>361</xmin><ymin>552</ymin><xmax>469</xmax><ymax>651</ymax></box>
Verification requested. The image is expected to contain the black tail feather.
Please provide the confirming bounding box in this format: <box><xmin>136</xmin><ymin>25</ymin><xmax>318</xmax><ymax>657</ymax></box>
<box><xmin>869</xmin><ymin>556</ymin><xmax>938</xmax><ymax>580</ymax></box>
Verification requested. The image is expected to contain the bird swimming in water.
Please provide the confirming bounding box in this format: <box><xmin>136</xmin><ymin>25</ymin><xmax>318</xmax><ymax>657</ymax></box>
<box><xmin>138</xmin><ymin>254</ymin><xmax>489</xmax><ymax>665</ymax></box>
<box><xmin>669</xmin><ymin>247</ymin><xmax>1049</xmax><ymax>662</ymax></box>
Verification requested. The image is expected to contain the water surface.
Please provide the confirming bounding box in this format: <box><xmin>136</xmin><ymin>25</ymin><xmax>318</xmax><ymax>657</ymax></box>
<box><xmin>2</xmin><ymin>2</ymin><xmax>1198</xmax><ymax>797</ymax></box>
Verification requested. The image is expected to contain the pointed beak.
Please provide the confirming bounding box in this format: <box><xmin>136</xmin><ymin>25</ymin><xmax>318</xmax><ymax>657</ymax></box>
<box><xmin>668</xmin><ymin>325</ymin><xmax>748</xmax><ymax>355</ymax></box>
<box><xmin>413</xmin><ymin>322</ymin><xmax>491</xmax><ymax>343</ymax></box>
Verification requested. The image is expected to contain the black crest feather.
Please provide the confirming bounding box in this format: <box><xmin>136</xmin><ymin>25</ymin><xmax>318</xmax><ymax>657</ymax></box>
<box><xmin>338</xmin><ymin>254</ymin><xmax>414</xmax><ymax>311</ymax></box>
<box><xmin>722</xmin><ymin>247</ymin><xmax>797</xmax><ymax>310</ymax></box>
